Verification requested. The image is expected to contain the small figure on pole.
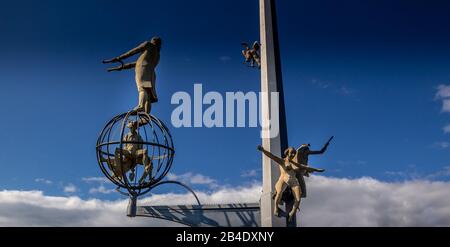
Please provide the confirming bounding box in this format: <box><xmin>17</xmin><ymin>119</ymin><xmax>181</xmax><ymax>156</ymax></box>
<box><xmin>241</xmin><ymin>41</ymin><xmax>261</xmax><ymax>68</ymax></box>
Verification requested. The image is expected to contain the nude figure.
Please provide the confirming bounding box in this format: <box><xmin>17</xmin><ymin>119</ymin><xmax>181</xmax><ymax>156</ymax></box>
<box><xmin>257</xmin><ymin>145</ymin><xmax>325</xmax><ymax>222</ymax></box>
<box><xmin>103</xmin><ymin>37</ymin><xmax>162</xmax><ymax>116</ymax></box>
<box><xmin>241</xmin><ymin>41</ymin><xmax>261</xmax><ymax>68</ymax></box>
<box><xmin>101</xmin><ymin>121</ymin><xmax>153</xmax><ymax>184</ymax></box>
<box><xmin>293</xmin><ymin>136</ymin><xmax>333</xmax><ymax>198</ymax></box>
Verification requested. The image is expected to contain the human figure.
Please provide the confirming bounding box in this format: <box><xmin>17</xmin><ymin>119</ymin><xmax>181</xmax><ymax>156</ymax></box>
<box><xmin>257</xmin><ymin>145</ymin><xmax>325</xmax><ymax>222</ymax></box>
<box><xmin>103</xmin><ymin>37</ymin><xmax>162</xmax><ymax>116</ymax></box>
<box><xmin>293</xmin><ymin>136</ymin><xmax>333</xmax><ymax>199</ymax></box>
<box><xmin>101</xmin><ymin>121</ymin><xmax>153</xmax><ymax>184</ymax></box>
<box><xmin>241</xmin><ymin>41</ymin><xmax>261</xmax><ymax>68</ymax></box>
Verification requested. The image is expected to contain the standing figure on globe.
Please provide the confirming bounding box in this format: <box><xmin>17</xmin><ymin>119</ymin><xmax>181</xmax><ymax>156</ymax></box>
<box><xmin>100</xmin><ymin>121</ymin><xmax>153</xmax><ymax>184</ymax></box>
<box><xmin>103</xmin><ymin>37</ymin><xmax>162</xmax><ymax>117</ymax></box>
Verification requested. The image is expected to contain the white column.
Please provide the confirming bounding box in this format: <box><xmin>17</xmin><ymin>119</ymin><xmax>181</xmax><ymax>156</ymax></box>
<box><xmin>259</xmin><ymin>0</ymin><xmax>286</xmax><ymax>227</ymax></box>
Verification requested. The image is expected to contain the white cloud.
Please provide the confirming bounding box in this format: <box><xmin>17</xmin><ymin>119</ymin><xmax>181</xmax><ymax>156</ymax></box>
<box><xmin>88</xmin><ymin>185</ymin><xmax>115</xmax><ymax>195</ymax></box>
<box><xmin>1</xmin><ymin>176</ymin><xmax>450</xmax><ymax>226</ymax></box>
<box><xmin>444</xmin><ymin>125</ymin><xmax>450</xmax><ymax>134</ymax></box>
<box><xmin>337</xmin><ymin>86</ymin><xmax>355</xmax><ymax>96</ymax></box>
<box><xmin>436</xmin><ymin>84</ymin><xmax>450</xmax><ymax>99</ymax></box>
<box><xmin>434</xmin><ymin>141</ymin><xmax>450</xmax><ymax>149</ymax></box>
<box><xmin>63</xmin><ymin>184</ymin><xmax>77</xmax><ymax>193</ymax></box>
<box><xmin>82</xmin><ymin>177</ymin><xmax>109</xmax><ymax>183</ymax></box>
<box><xmin>435</xmin><ymin>85</ymin><xmax>450</xmax><ymax>112</ymax></box>
<box><xmin>219</xmin><ymin>56</ymin><xmax>231</xmax><ymax>62</ymax></box>
<box><xmin>82</xmin><ymin>176</ymin><xmax>115</xmax><ymax>194</ymax></box>
<box><xmin>311</xmin><ymin>79</ymin><xmax>356</xmax><ymax>97</ymax></box>
<box><xmin>241</xmin><ymin>169</ymin><xmax>259</xmax><ymax>178</ymax></box>
<box><xmin>34</xmin><ymin>178</ymin><xmax>52</xmax><ymax>185</ymax></box>
<box><xmin>311</xmin><ymin>79</ymin><xmax>330</xmax><ymax>89</ymax></box>
<box><xmin>301</xmin><ymin>176</ymin><xmax>450</xmax><ymax>226</ymax></box>
<box><xmin>442</xmin><ymin>99</ymin><xmax>450</xmax><ymax>113</ymax></box>
<box><xmin>166</xmin><ymin>172</ymin><xmax>218</xmax><ymax>188</ymax></box>
<box><xmin>425</xmin><ymin>167</ymin><xmax>450</xmax><ymax>180</ymax></box>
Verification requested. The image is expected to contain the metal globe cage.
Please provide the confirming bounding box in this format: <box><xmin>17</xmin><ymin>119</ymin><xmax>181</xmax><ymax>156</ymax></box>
<box><xmin>96</xmin><ymin>110</ymin><xmax>201</xmax><ymax>217</ymax></box>
<box><xmin>96</xmin><ymin>110</ymin><xmax>175</xmax><ymax>196</ymax></box>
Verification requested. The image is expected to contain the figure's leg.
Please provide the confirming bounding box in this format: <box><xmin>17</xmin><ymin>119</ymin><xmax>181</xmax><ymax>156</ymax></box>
<box><xmin>129</xmin><ymin>167</ymin><xmax>135</xmax><ymax>181</ymax></box>
<box><xmin>113</xmin><ymin>148</ymin><xmax>124</xmax><ymax>180</ymax></box>
<box><xmin>255</xmin><ymin>56</ymin><xmax>261</xmax><ymax>68</ymax></box>
<box><xmin>113</xmin><ymin>149</ymin><xmax>135</xmax><ymax>181</ymax></box>
<box><xmin>134</xmin><ymin>89</ymin><xmax>148</xmax><ymax>112</ymax></box>
<box><xmin>242</xmin><ymin>51</ymin><xmax>249</xmax><ymax>63</ymax></box>
<box><xmin>100</xmin><ymin>155</ymin><xmax>117</xmax><ymax>178</ymax></box>
<box><xmin>274</xmin><ymin>180</ymin><xmax>287</xmax><ymax>216</ymax></box>
<box><xmin>288</xmin><ymin>185</ymin><xmax>302</xmax><ymax>222</ymax></box>
<box><xmin>144</xmin><ymin>88</ymin><xmax>152</xmax><ymax>114</ymax></box>
<box><xmin>138</xmin><ymin>152</ymin><xmax>153</xmax><ymax>184</ymax></box>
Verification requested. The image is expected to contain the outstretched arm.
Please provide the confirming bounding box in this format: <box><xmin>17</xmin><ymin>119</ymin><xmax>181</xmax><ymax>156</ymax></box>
<box><xmin>257</xmin><ymin>145</ymin><xmax>285</xmax><ymax>167</ymax></box>
<box><xmin>290</xmin><ymin>160</ymin><xmax>325</xmax><ymax>173</ymax></box>
<box><xmin>107</xmin><ymin>62</ymin><xmax>136</xmax><ymax>72</ymax></box>
<box><xmin>308</xmin><ymin>146</ymin><xmax>327</xmax><ymax>155</ymax></box>
<box><xmin>309</xmin><ymin>136</ymin><xmax>334</xmax><ymax>155</ymax></box>
<box><xmin>116</xmin><ymin>41</ymin><xmax>149</xmax><ymax>60</ymax></box>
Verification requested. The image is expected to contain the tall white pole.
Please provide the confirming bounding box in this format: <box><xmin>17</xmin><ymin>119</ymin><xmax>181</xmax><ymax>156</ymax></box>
<box><xmin>259</xmin><ymin>0</ymin><xmax>289</xmax><ymax>227</ymax></box>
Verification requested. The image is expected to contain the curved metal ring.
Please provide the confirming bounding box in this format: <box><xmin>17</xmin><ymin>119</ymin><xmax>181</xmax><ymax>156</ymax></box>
<box><xmin>145</xmin><ymin>180</ymin><xmax>201</xmax><ymax>206</ymax></box>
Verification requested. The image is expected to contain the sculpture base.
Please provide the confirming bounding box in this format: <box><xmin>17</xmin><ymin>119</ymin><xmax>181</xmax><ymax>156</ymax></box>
<box><xmin>127</xmin><ymin>195</ymin><xmax>137</xmax><ymax>217</ymax></box>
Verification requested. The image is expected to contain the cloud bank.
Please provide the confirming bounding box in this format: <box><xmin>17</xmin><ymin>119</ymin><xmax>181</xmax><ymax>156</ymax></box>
<box><xmin>1</xmin><ymin>176</ymin><xmax>450</xmax><ymax>226</ymax></box>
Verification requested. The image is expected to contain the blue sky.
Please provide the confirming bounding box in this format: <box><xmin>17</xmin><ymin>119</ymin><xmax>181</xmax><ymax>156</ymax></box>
<box><xmin>0</xmin><ymin>0</ymin><xmax>450</xmax><ymax>200</ymax></box>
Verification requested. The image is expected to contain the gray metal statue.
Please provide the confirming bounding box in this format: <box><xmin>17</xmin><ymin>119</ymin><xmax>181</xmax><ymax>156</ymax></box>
<box><xmin>241</xmin><ymin>41</ymin><xmax>261</xmax><ymax>68</ymax></box>
<box><xmin>103</xmin><ymin>37</ymin><xmax>162</xmax><ymax>115</ymax></box>
<box><xmin>257</xmin><ymin>136</ymin><xmax>332</xmax><ymax>222</ymax></box>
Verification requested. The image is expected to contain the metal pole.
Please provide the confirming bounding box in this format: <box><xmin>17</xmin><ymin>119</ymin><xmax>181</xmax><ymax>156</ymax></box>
<box><xmin>259</xmin><ymin>0</ymin><xmax>293</xmax><ymax>227</ymax></box>
<box><xmin>127</xmin><ymin>193</ymin><xmax>137</xmax><ymax>217</ymax></box>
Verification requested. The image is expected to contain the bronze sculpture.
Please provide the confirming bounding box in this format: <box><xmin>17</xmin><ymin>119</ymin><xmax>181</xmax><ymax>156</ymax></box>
<box><xmin>103</xmin><ymin>37</ymin><xmax>162</xmax><ymax>115</ymax></box>
<box><xmin>100</xmin><ymin>121</ymin><xmax>153</xmax><ymax>184</ymax></box>
<box><xmin>241</xmin><ymin>41</ymin><xmax>261</xmax><ymax>68</ymax></box>
<box><xmin>257</xmin><ymin>137</ymin><xmax>332</xmax><ymax>221</ymax></box>
<box><xmin>293</xmin><ymin>136</ymin><xmax>333</xmax><ymax>199</ymax></box>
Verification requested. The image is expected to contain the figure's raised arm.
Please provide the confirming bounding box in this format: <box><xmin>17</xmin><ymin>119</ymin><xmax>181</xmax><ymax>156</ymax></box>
<box><xmin>257</xmin><ymin>145</ymin><xmax>285</xmax><ymax>167</ymax></box>
<box><xmin>116</xmin><ymin>41</ymin><xmax>149</xmax><ymax>61</ymax></box>
<box><xmin>309</xmin><ymin>136</ymin><xmax>334</xmax><ymax>155</ymax></box>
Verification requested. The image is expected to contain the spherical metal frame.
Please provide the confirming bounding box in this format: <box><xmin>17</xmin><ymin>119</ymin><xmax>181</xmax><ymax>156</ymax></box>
<box><xmin>96</xmin><ymin>110</ymin><xmax>175</xmax><ymax>197</ymax></box>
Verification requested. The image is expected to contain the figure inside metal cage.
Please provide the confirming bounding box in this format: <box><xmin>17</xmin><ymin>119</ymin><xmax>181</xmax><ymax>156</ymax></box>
<box><xmin>100</xmin><ymin>121</ymin><xmax>153</xmax><ymax>184</ymax></box>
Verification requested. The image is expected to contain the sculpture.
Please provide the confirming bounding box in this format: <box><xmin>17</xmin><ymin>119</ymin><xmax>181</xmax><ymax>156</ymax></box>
<box><xmin>103</xmin><ymin>37</ymin><xmax>162</xmax><ymax>116</ymax></box>
<box><xmin>293</xmin><ymin>136</ymin><xmax>333</xmax><ymax>199</ymax></box>
<box><xmin>241</xmin><ymin>41</ymin><xmax>261</xmax><ymax>68</ymax></box>
<box><xmin>257</xmin><ymin>139</ymin><xmax>330</xmax><ymax>222</ymax></box>
<box><xmin>98</xmin><ymin>37</ymin><xmax>202</xmax><ymax>218</ymax></box>
<box><xmin>100</xmin><ymin>120</ymin><xmax>153</xmax><ymax>184</ymax></box>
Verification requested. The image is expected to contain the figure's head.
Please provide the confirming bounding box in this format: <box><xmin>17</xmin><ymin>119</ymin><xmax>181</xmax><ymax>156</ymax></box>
<box><xmin>127</xmin><ymin>121</ymin><xmax>138</xmax><ymax>132</ymax></box>
<box><xmin>298</xmin><ymin>144</ymin><xmax>311</xmax><ymax>153</ymax></box>
<box><xmin>150</xmin><ymin>36</ymin><xmax>162</xmax><ymax>50</ymax></box>
<box><xmin>284</xmin><ymin>147</ymin><xmax>297</xmax><ymax>160</ymax></box>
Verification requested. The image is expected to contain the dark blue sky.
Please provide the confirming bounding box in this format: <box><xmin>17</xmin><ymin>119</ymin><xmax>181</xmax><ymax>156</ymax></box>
<box><xmin>1</xmin><ymin>0</ymin><xmax>450</xmax><ymax>199</ymax></box>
